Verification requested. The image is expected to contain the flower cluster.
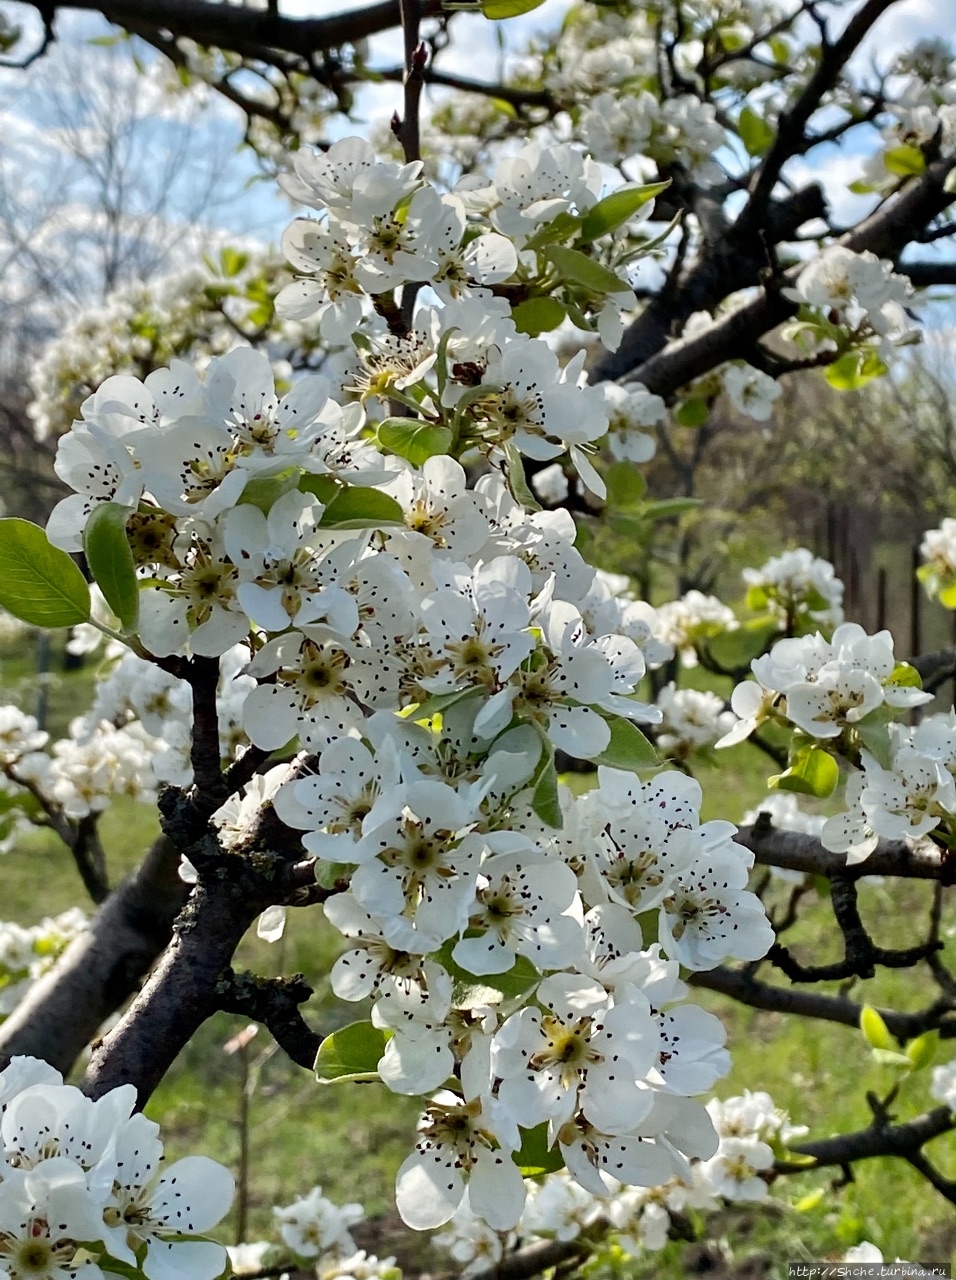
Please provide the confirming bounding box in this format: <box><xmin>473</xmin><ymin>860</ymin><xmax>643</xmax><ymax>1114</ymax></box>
<box><xmin>655</xmin><ymin>592</ymin><xmax>738</xmax><ymax>667</ymax></box>
<box><xmin>782</xmin><ymin>246</ymin><xmax>917</xmax><ymax>357</ymax></box>
<box><xmin>822</xmin><ymin>710</ymin><xmax>956</xmax><ymax>861</ymax></box>
<box><xmin>278</xmin><ymin>749</ymin><xmax>772</xmax><ymax>1228</ymax></box>
<box><xmin>742</xmin><ymin>548</ymin><xmax>844</xmax><ymax>633</ymax></box>
<box><xmin>0</xmin><ymin>1055</ymin><xmax>233</xmax><ymax>1280</ymax></box>
<box><xmin>0</xmin><ymin>910</ymin><xmax>88</xmax><ymax>1018</ymax></box>
<box><xmin>35</xmin><ymin>127</ymin><xmax>778</xmax><ymax>1238</ymax></box>
<box><xmin>27</xmin><ymin>248</ymin><xmax>315</xmax><ymax>443</ymax></box>
<box><xmin>918</xmin><ymin>517</ymin><xmax>956</xmax><ymax>606</ymax></box>
<box><xmin>654</xmin><ymin>684</ymin><xmax>735</xmax><ymax>762</ymax></box>
<box><xmin>717</xmin><ymin>622</ymin><xmax>931</xmax><ymax>750</ymax></box>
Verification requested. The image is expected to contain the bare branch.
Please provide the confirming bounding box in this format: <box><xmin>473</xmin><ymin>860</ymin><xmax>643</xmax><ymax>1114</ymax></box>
<box><xmin>622</xmin><ymin>156</ymin><xmax>956</xmax><ymax>395</ymax></box>
<box><xmin>689</xmin><ymin>965</ymin><xmax>956</xmax><ymax>1040</ymax></box>
<box><xmin>741</xmin><ymin>0</ymin><xmax>901</xmax><ymax>223</ymax></box>
<box><xmin>0</xmin><ymin>836</ymin><xmax>186</xmax><ymax>1075</ymax></box>
<box><xmin>735</xmin><ymin>822</ymin><xmax>954</xmax><ymax>881</ymax></box>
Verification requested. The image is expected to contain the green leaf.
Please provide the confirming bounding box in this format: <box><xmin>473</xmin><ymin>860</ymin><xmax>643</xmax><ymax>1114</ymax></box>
<box><xmin>745</xmin><ymin>585</ymin><xmax>769</xmax><ymax>612</ymax></box>
<box><xmin>298</xmin><ymin>474</ymin><xmax>341</xmax><ymax>504</ymax></box>
<box><xmin>883</xmin><ymin>144</ymin><xmax>926</xmax><ymax>177</ymax></box>
<box><xmin>604</xmin><ymin>461</ymin><xmax>647</xmax><ymax>510</ymax></box>
<box><xmin>544</xmin><ymin>245</ymin><xmax>631</xmax><ymax>295</ymax></box>
<box><xmin>100</xmin><ymin>1260</ymin><xmax>148</xmax><ymax>1279</ymax></box>
<box><xmin>314</xmin><ymin>1021</ymin><xmax>392</xmax><ymax>1083</ymax></box>
<box><xmin>825</xmin><ymin>349</ymin><xmax>888</xmax><ymax>391</ymax></box>
<box><xmin>593</xmin><ymin>716</ymin><xmax>658</xmax><ymax>771</ymax></box>
<box><xmin>905</xmin><ymin>1029</ymin><xmax>939</xmax><ymax>1072</ymax></box>
<box><xmin>675</xmin><ymin>397</ymin><xmax>710</xmax><ymax>427</ymax></box>
<box><xmin>769</xmin><ymin>744</ymin><xmax>839</xmax><ymax>799</ymax></box>
<box><xmin>240</xmin><ymin>470</ymin><xmax>300</xmax><ymax>514</ymax></box>
<box><xmin>854</xmin><ymin>711</ymin><xmax>894</xmax><ymax>769</ymax></box>
<box><xmin>523</xmin><ymin>211</ymin><xmax>585</xmax><ymax>251</ymax></box>
<box><xmin>502</xmin><ymin>441</ymin><xmax>541</xmax><ymax>512</ymax></box>
<box><xmin>319</xmin><ymin>487</ymin><xmax>405</xmax><ymax>529</ymax></box>
<box><xmin>871</xmin><ymin>1047</ymin><xmax>913</xmax><ymax>1068</ymax></box>
<box><xmin>435</xmin><ymin>941</ymin><xmax>541</xmax><ymax>1009</ymax></box>
<box><xmin>514</xmin><ymin>1122</ymin><xmax>565</xmax><ymax>1177</ymax></box>
<box><xmin>219</xmin><ymin>246</ymin><xmax>249</xmax><ymax>277</ymax></box>
<box><xmin>944</xmin><ymin>168</ymin><xmax>956</xmax><ymax>195</ymax></box>
<box><xmin>0</xmin><ymin>519</ymin><xmax>90</xmax><ymax>629</ymax></box>
<box><xmin>410</xmin><ymin>687</ymin><xmax>476</xmax><ymax>722</ymax></box>
<box><xmin>794</xmin><ymin>1188</ymin><xmax>826</xmax><ymax>1213</ymax></box>
<box><xmin>886</xmin><ymin>661</ymin><xmax>922</xmax><ymax>689</ymax></box>
<box><xmin>377</xmin><ymin>418</ymin><xmax>453</xmax><ymax>467</ymax></box>
<box><xmin>83</xmin><ymin>503</ymin><xmax>138</xmax><ymax>632</ymax></box>
<box><xmin>530</xmin><ymin>749</ymin><xmax>563</xmax><ymax>828</ymax></box>
<box><xmin>481</xmin><ymin>0</ymin><xmax>546</xmax><ymax>17</ymax></box>
<box><xmin>738</xmin><ymin>105</ymin><xmax>775</xmax><ymax>157</ymax></box>
<box><xmin>860</xmin><ymin>1004</ymin><xmax>894</xmax><ymax>1051</ymax></box>
<box><xmin>512</xmin><ymin>296</ymin><xmax>567</xmax><ymax>336</ymax></box>
<box><xmin>940</xmin><ymin>580</ymin><xmax>956</xmax><ymax>609</ymax></box>
<box><xmin>578</xmin><ymin>182</ymin><xmax>670</xmax><ymax>242</ymax></box>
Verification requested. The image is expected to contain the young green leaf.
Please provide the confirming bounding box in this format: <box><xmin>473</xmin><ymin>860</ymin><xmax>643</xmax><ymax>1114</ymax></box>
<box><xmin>769</xmin><ymin>744</ymin><xmax>839</xmax><ymax>799</ymax></box>
<box><xmin>511</xmin><ymin>296</ymin><xmax>567</xmax><ymax>336</ymax></box>
<box><xmin>860</xmin><ymin>1004</ymin><xmax>895</xmax><ymax>1051</ymax></box>
<box><xmin>0</xmin><ymin>519</ymin><xmax>90</xmax><ymax>629</ymax></box>
<box><xmin>593</xmin><ymin>716</ymin><xmax>658</xmax><ymax>771</ymax></box>
<box><xmin>675</xmin><ymin>398</ymin><xmax>710</xmax><ymax>427</ymax></box>
<box><xmin>883</xmin><ymin>144</ymin><xmax>925</xmax><ymax>177</ymax></box>
<box><xmin>578</xmin><ymin>182</ymin><xmax>670</xmax><ymax>242</ymax></box>
<box><xmin>481</xmin><ymin>0</ymin><xmax>546</xmax><ymax>17</ymax></box>
<box><xmin>314</xmin><ymin>1021</ymin><xmax>392</xmax><ymax>1084</ymax></box>
<box><xmin>378</xmin><ymin>418</ymin><xmax>453</xmax><ymax>467</ymax></box>
<box><xmin>319</xmin><ymin>487</ymin><xmax>406</xmax><ymax>529</ymax></box>
<box><xmin>513</xmin><ymin>1122</ymin><xmax>565</xmax><ymax>1177</ymax></box>
<box><xmin>825</xmin><ymin>349</ymin><xmax>888</xmax><ymax>392</ymax></box>
<box><xmin>530</xmin><ymin>747</ymin><xmax>563</xmax><ymax>828</ymax></box>
<box><xmin>905</xmin><ymin>1029</ymin><xmax>939</xmax><ymax>1072</ymax></box>
<box><xmin>83</xmin><ymin>502</ymin><xmax>139</xmax><ymax>631</ymax></box>
<box><xmin>604</xmin><ymin>461</ymin><xmax>647</xmax><ymax>510</ymax></box>
<box><xmin>738</xmin><ymin>105</ymin><xmax>775</xmax><ymax>157</ymax></box>
<box><xmin>543</xmin><ymin>245</ymin><xmax>631</xmax><ymax>295</ymax></box>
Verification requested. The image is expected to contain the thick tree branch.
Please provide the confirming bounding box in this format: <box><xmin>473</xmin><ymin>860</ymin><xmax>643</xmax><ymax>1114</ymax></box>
<box><xmin>591</xmin><ymin>183</ymin><xmax>826</xmax><ymax>383</ymax></box>
<box><xmin>898</xmin><ymin>260</ymin><xmax>956</xmax><ymax>289</ymax></box>
<box><xmin>690</xmin><ymin>965</ymin><xmax>956</xmax><ymax>1041</ymax></box>
<box><xmin>735</xmin><ymin>822</ymin><xmax>954</xmax><ymax>881</ymax></box>
<box><xmin>82</xmin><ymin>869</ymin><xmax>268</xmax><ymax>1102</ymax></box>
<box><xmin>39</xmin><ymin>0</ymin><xmax>443</xmax><ymax>62</ymax></box>
<box><xmin>0</xmin><ymin>836</ymin><xmax>187</xmax><ymax>1075</ymax></box>
<box><xmin>621</xmin><ymin>156</ymin><xmax>956</xmax><ymax>395</ymax></box>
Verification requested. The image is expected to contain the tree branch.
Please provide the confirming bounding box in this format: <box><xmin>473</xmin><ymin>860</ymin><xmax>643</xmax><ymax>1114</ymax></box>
<box><xmin>741</xmin><ymin>0</ymin><xmax>901</xmax><ymax>223</ymax></box>
<box><xmin>0</xmin><ymin>836</ymin><xmax>187</xmax><ymax>1075</ymax></box>
<box><xmin>735</xmin><ymin>822</ymin><xmax>955</xmax><ymax>882</ymax></box>
<box><xmin>615</xmin><ymin>155</ymin><xmax>956</xmax><ymax>395</ymax></box>
<box><xmin>782</xmin><ymin>1106</ymin><xmax>956</xmax><ymax>1190</ymax></box>
<box><xmin>38</xmin><ymin>0</ymin><xmax>444</xmax><ymax>62</ymax></box>
<box><xmin>216</xmin><ymin>970</ymin><xmax>322</xmax><ymax>1070</ymax></box>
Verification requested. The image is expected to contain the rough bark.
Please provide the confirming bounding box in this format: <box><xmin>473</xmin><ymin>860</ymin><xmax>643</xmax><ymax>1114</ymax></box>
<box><xmin>0</xmin><ymin>835</ymin><xmax>187</xmax><ymax>1075</ymax></box>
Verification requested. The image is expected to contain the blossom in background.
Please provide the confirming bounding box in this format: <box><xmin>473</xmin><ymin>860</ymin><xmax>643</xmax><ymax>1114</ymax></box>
<box><xmin>722</xmin><ymin>364</ymin><xmax>782</xmax><ymax>422</ymax></box>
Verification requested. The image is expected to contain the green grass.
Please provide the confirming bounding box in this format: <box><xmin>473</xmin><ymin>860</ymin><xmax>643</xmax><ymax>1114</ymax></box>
<box><xmin>2</xmin><ymin>638</ymin><xmax>956</xmax><ymax>1268</ymax></box>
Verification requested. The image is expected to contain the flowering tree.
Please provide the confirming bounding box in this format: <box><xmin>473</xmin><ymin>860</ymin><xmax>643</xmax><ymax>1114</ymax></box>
<box><xmin>0</xmin><ymin>0</ymin><xmax>955</xmax><ymax>1273</ymax></box>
